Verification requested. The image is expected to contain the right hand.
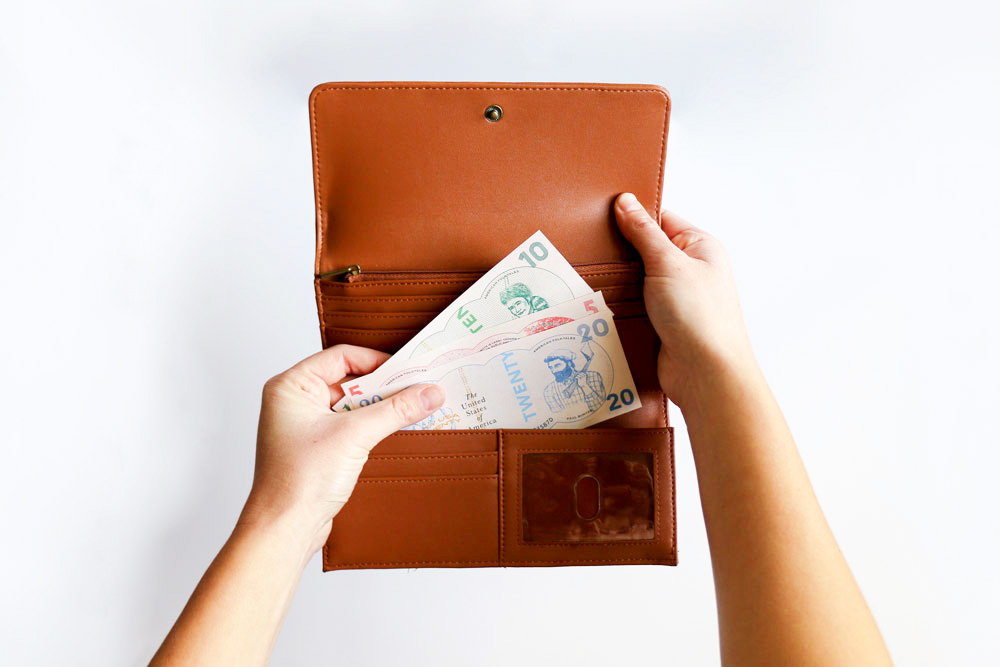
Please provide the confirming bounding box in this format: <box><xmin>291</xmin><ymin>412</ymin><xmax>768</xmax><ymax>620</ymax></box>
<box><xmin>614</xmin><ymin>193</ymin><xmax>758</xmax><ymax>409</ymax></box>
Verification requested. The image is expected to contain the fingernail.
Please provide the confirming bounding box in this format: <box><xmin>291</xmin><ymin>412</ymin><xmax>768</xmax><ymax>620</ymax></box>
<box><xmin>617</xmin><ymin>193</ymin><xmax>643</xmax><ymax>212</ymax></box>
<box><xmin>419</xmin><ymin>384</ymin><xmax>445</xmax><ymax>411</ymax></box>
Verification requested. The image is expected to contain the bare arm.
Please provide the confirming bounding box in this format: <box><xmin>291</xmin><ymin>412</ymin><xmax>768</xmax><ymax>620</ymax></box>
<box><xmin>151</xmin><ymin>346</ymin><xmax>445</xmax><ymax>666</ymax></box>
<box><xmin>614</xmin><ymin>194</ymin><xmax>892</xmax><ymax>666</ymax></box>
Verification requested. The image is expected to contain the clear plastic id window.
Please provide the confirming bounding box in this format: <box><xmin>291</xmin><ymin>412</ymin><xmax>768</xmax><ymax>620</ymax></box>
<box><xmin>521</xmin><ymin>452</ymin><xmax>655</xmax><ymax>543</ymax></box>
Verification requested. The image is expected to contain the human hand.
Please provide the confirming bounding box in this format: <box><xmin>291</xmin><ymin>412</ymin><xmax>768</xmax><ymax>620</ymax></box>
<box><xmin>240</xmin><ymin>345</ymin><xmax>446</xmax><ymax>555</ymax></box>
<box><xmin>614</xmin><ymin>193</ymin><xmax>758</xmax><ymax>410</ymax></box>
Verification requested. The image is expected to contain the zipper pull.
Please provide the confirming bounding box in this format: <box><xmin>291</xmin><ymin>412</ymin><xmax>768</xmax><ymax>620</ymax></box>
<box><xmin>318</xmin><ymin>264</ymin><xmax>361</xmax><ymax>281</ymax></box>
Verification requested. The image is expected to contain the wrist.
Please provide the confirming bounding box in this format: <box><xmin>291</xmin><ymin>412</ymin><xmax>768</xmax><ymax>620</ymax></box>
<box><xmin>237</xmin><ymin>496</ymin><xmax>330</xmax><ymax>561</ymax></box>
<box><xmin>669</xmin><ymin>347</ymin><xmax>766</xmax><ymax>415</ymax></box>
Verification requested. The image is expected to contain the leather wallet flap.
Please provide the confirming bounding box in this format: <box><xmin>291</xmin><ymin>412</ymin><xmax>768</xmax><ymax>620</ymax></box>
<box><xmin>310</xmin><ymin>81</ymin><xmax>671</xmax><ymax>275</ymax></box>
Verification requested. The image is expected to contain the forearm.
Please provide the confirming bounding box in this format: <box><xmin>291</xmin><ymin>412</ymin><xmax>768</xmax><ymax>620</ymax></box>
<box><xmin>680</xmin><ymin>358</ymin><xmax>891</xmax><ymax>666</ymax></box>
<box><xmin>151</xmin><ymin>509</ymin><xmax>316</xmax><ymax>666</ymax></box>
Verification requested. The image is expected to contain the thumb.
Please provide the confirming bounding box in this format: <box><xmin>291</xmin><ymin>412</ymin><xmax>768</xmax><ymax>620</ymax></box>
<box><xmin>614</xmin><ymin>193</ymin><xmax>683</xmax><ymax>275</ymax></box>
<box><xmin>344</xmin><ymin>383</ymin><xmax>446</xmax><ymax>446</ymax></box>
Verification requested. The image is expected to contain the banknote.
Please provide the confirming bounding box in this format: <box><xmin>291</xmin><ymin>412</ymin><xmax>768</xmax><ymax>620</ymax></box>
<box><xmin>335</xmin><ymin>291</ymin><xmax>610</xmax><ymax>411</ymax></box>
<box><xmin>338</xmin><ymin>308</ymin><xmax>642</xmax><ymax>430</ymax></box>
<box><xmin>383</xmin><ymin>230</ymin><xmax>593</xmax><ymax>368</ymax></box>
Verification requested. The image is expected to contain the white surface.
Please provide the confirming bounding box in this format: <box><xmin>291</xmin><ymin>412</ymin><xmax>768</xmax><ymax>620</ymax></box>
<box><xmin>2</xmin><ymin>0</ymin><xmax>998</xmax><ymax>664</ymax></box>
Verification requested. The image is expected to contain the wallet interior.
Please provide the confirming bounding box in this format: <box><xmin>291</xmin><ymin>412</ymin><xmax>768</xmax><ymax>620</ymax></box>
<box><xmin>310</xmin><ymin>82</ymin><xmax>677</xmax><ymax>569</ymax></box>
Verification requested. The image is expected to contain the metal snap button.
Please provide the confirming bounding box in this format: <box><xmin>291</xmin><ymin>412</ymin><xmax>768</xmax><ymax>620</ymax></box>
<box><xmin>484</xmin><ymin>104</ymin><xmax>503</xmax><ymax>122</ymax></box>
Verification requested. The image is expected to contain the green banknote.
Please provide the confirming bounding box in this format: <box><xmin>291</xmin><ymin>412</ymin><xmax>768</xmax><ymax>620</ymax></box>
<box><xmin>381</xmin><ymin>230</ymin><xmax>593</xmax><ymax>371</ymax></box>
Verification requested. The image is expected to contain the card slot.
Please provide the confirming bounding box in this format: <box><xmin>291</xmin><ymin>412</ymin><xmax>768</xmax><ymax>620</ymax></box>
<box><xmin>362</xmin><ymin>451</ymin><xmax>499</xmax><ymax>477</ymax></box>
<box><xmin>321</xmin><ymin>311</ymin><xmax>436</xmax><ymax>320</ymax></box>
<box><xmin>321</xmin><ymin>311</ymin><xmax>436</xmax><ymax>330</ymax></box>
<box><xmin>319</xmin><ymin>287</ymin><xmax>640</xmax><ymax>314</ymax></box>
<box><xmin>318</xmin><ymin>278</ymin><xmax>472</xmax><ymax>298</ymax></box>
<box><xmin>318</xmin><ymin>305</ymin><xmax>649</xmax><ymax>331</ymax></box>
<box><xmin>323</xmin><ymin>473</ymin><xmax>499</xmax><ymax>570</ymax></box>
<box><xmin>320</xmin><ymin>327</ymin><xmax>416</xmax><ymax>352</ymax></box>
<box><xmin>371</xmin><ymin>430</ymin><xmax>499</xmax><ymax>455</ymax></box>
<box><xmin>592</xmin><ymin>282</ymin><xmax>643</xmax><ymax>291</ymax></box>
<box><xmin>320</xmin><ymin>293</ymin><xmax>460</xmax><ymax>312</ymax></box>
<box><xmin>320</xmin><ymin>283</ymin><xmax>638</xmax><ymax>299</ymax></box>
<box><xmin>320</xmin><ymin>313</ymin><xmax>661</xmax><ymax>375</ymax></box>
<box><xmin>599</xmin><ymin>284</ymin><xmax>643</xmax><ymax>298</ymax></box>
<box><xmin>355</xmin><ymin>472</ymin><xmax>497</xmax><ymax>482</ymax></box>
<box><xmin>320</xmin><ymin>279</ymin><xmax>644</xmax><ymax>316</ymax></box>
<box><xmin>319</xmin><ymin>281</ymin><xmax>640</xmax><ymax>295</ymax></box>
<box><xmin>319</xmin><ymin>295</ymin><xmax>641</xmax><ymax>320</ymax></box>
<box><xmin>584</xmin><ymin>275</ymin><xmax>643</xmax><ymax>291</ymax></box>
<box><xmin>320</xmin><ymin>304</ymin><xmax>645</xmax><ymax>330</ymax></box>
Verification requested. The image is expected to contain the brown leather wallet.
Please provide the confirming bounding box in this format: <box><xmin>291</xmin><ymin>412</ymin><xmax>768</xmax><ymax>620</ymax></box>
<box><xmin>310</xmin><ymin>81</ymin><xmax>676</xmax><ymax>570</ymax></box>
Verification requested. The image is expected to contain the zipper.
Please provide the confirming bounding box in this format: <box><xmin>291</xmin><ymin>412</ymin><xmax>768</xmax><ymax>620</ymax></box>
<box><xmin>317</xmin><ymin>264</ymin><xmax>361</xmax><ymax>281</ymax></box>
<box><xmin>317</xmin><ymin>260</ymin><xmax>641</xmax><ymax>283</ymax></box>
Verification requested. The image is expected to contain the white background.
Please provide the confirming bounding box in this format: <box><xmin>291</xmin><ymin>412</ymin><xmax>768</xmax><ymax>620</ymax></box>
<box><xmin>3</xmin><ymin>0</ymin><xmax>998</xmax><ymax>664</ymax></box>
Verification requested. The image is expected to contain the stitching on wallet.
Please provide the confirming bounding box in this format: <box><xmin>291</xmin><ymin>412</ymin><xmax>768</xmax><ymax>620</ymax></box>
<box><xmin>356</xmin><ymin>476</ymin><xmax>496</xmax><ymax>484</ymax></box>
<box><xmin>315</xmin><ymin>85</ymin><xmax>669</xmax><ymax>94</ymax></box>
<box><xmin>383</xmin><ymin>431</ymin><xmax>498</xmax><ymax>437</ymax></box>
<box><xmin>499</xmin><ymin>430</ymin><xmax>505</xmax><ymax>564</ymax></box>
<box><xmin>315</xmin><ymin>281</ymin><xmax>328</xmax><ymax>349</ymax></box>
<box><xmin>579</xmin><ymin>271</ymin><xmax>643</xmax><ymax>279</ymax></box>
<box><xmin>323</xmin><ymin>328</ymin><xmax>416</xmax><ymax>336</ymax></box>
<box><xmin>368</xmin><ymin>453</ymin><xmax>496</xmax><ymax>461</ymax></box>
<box><xmin>669</xmin><ymin>428</ymin><xmax>676</xmax><ymax>552</ymax></box>
<box><xmin>321</xmin><ymin>312</ymin><xmax>434</xmax><ymax>319</ymax></box>
<box><xmin>654</xmin><ymin>448</ymin><xmax>660</xmax><ymax>543</ymax></box>
<box><xmin>328</xmin><ymin>556</ymin><xmax>676</xmax><ymax>569</ymax></box>
<box><xmin>494</xmin><ymin>429</ymin><xmax>667</xmax><ymax>437</ymax></box>
<box><xmin>311</xmin><ymin>96</ymin><xmax>324</xmax><ymax>278</ymax></box>
<box><xmin>329</xmin><ymin>560</ymin><xmax>499</xmax><ymax>568</ymax></box>
<box><xmin>654</xmin><ymin>95</ymin><xmax>669</xmax><ymax>216</ymax></box>
<box><xmin>333</xmin><ymin>280</ymin><xmax>480</xmax><ymax>288</ymax></box>
<box><xmin>320</xmin><ymin>289</ymin><xmax>639</xmax><ymax>304</ymax></box>
<box><xmin>587</xmin><ymin>283</ymin><xmax>643</xmax><ymax>292</ymax></box>
<box><xmin>320</xmin><ymin>272</ymin><xmax>642</xmax><ymax>290</ymax></box>
<box><xmin>320</xmin><ymin>295</ymin><xmax>457</xmax><ymax>302</ymax></box>
<box><xmin>503</xmin><ymin>557</ymin><xmax>676</xmax><ymax>565</ymax></box>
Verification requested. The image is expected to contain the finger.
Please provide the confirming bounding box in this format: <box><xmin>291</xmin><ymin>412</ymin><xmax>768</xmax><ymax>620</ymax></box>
<box><xmin>328</xmin><ymin>374</ymin><xmax>360</xmax><ymax>405</ymax></box>
<box><xmin>289</xmin><ymin>345</ymin><xmax>390</xmax><ymax>387</ymax></box>
<box><xmin>343</xmin><ymin>384</ymin><xmax>446</xmax><ymax>448</ymax></box>
<box><xmin>659</xmin><ymin>209</ymin><xmax>725</xmax><ymax>263</ymax></box>
<box><xmin>614</xmin><ymin>193</ymin><xmax>682</xmax><ymax>274</ymax></box>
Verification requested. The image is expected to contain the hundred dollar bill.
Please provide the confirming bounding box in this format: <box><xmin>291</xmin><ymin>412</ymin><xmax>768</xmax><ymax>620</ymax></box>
<box><xmin>384</xmin><ymin>230</ymin><xmax>593</xmax><ymax>367</ymax></box>
<box><xmin>340</xmin><ymin>308</ymin><xmax>642</xmax><ymax>430</ymax></box>
<box><xmin>335</xmin><ymin>291</ymin><xmax>610</xmax><ymax>411</ymax></box>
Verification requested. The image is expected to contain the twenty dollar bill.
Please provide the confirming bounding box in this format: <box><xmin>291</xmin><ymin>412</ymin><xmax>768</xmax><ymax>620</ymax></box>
<box><xmin>341</xmin><ymin>307</ymin><xmax>642</xmax><ymax>430</ymax></box>
<box><xmin>336</xmin><ymin>291</ymin><xmax>611</xmax><ymax>410</ymax></box>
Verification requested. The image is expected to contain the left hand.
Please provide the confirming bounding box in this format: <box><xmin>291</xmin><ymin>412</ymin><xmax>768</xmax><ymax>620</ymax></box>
<box><xmin>240</xmin><ymin>344</ymin><xmax>446</xmax><ymax>555</ymax></box>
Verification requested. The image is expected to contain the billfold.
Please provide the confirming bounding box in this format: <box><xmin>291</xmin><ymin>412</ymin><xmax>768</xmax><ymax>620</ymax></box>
<box><xmin>310</xmin><ymin>81</ymin><xmax>676</xmax><ymax>570</ymax></box>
